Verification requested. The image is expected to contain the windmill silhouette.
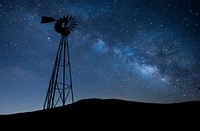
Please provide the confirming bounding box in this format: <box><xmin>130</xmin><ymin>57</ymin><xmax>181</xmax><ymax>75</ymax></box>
<box><xmin>41</xmin><ymin>16</ymin><xmax>77</xmax><ymax>109</ymax></box>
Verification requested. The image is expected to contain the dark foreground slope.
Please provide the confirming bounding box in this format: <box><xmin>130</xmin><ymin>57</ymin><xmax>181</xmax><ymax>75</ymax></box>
<box><xmin>0</xmin><ymin>98</ymin><xmax>200</xmax><ymax>129</ymax></box>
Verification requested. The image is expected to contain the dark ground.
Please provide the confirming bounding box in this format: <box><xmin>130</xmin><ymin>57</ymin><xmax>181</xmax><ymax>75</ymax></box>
<box><xmin>0</xmin><ymin>98</ymin><xmax>199</xmax><ymax>129</ymax></box>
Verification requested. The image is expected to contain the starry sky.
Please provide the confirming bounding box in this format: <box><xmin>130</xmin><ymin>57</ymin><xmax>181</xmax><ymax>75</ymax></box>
<box><xmin>0</xmin><ymin>0</ymin><xmax>200</xmax><ymax>114</ymax></box>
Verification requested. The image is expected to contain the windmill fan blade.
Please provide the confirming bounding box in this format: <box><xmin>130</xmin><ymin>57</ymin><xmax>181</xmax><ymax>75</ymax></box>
<box><xmin>72</xmin><ymin>21</ymin><xmax>78</xmax><ymax>25</ymax></box>
<box><xmin>69</xmin><ymin>15</ymin><xmax>73</xmax><ymax>20</ymax></box>
<box><xmin>66</xmin><ymin>15</ymin><xmax>69</xmax><ymax>21</ymax></box>
<box><xmin>71</xmin><ymin>17</ymin><xmax>76</xmax><ymax>21</ymax></box>
<box><xmin>70</xmin><ymin>25</ymin><xmax>76</xmax><ymax>29</ymax></box>
<box><xmin>41</xmin><ymin>16</ymin><xmax>55</xmax><ymax>23</ymax></box>
<box><xmin>67</xmin><ymin>16</ymin><xmax>70</xmax><ymax>21</ymax></box>
<box><xmin>63</xmin><ymin>16</ymin><xmax>66</xmax><ymax>20</ymax></box>
<box><xmin>69</xmin><ymin>27</ymin><xmax>73</xmax><ymax>31</ymax></box>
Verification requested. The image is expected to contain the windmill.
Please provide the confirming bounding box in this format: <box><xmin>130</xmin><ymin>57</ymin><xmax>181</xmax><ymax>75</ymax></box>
<box><xmin>41</xmin><ymin>15</ymin><xmax>77</xmax><ymax>109</ymax></box>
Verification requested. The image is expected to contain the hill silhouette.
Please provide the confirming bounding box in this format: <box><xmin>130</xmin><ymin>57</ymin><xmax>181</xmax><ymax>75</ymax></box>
<box><xmin>1</xmin><ymin>98</ymin><xmax>200</xmax><ymax>129</ymax></box>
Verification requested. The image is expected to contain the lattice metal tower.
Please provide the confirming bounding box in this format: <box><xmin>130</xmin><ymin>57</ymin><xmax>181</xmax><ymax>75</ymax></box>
<box><xmin>41</xmin><ymin>16</ymin><xmax>77</xmax><ymax>109</ymax></box>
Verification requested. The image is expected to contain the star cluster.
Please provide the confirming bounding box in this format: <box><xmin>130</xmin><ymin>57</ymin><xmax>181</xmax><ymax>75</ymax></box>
<box><xmin>0</xmin><ymin>0</ymin><xmax>200</xmax><ymax>114</ymax></box>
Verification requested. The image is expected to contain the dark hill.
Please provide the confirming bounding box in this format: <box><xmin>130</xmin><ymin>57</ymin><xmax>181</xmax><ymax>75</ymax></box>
<box><xmin>0</xmin><ymin>98</ymin><xmax>200</xmax><ymax>129</ymax></box>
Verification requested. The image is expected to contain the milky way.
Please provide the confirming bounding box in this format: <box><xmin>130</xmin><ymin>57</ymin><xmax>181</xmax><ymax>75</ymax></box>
<box><xmin>0</xmin><ymin>0</ymin><xmax>200</xmax><ymax>114</ymax></box>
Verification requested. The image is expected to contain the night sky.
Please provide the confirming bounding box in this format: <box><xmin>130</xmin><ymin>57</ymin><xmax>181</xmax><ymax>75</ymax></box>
<box><xmin>0</xmin><ymin>0</ymin><xmax>200</xmax><ymax>114</ymax></box>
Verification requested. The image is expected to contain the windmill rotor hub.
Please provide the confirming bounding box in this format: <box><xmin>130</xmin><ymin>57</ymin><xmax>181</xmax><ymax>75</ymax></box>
<box><xmin>54</xmin><ymin>16</ymin><xmax>77</xmax><ymax>36</ymax></box>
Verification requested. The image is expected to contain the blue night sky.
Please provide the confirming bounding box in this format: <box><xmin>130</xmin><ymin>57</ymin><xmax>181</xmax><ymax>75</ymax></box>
<box><xmin>0</xmin><ymin>0</ymin><xmax>200</xmax><ymax>114</ymax></box>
